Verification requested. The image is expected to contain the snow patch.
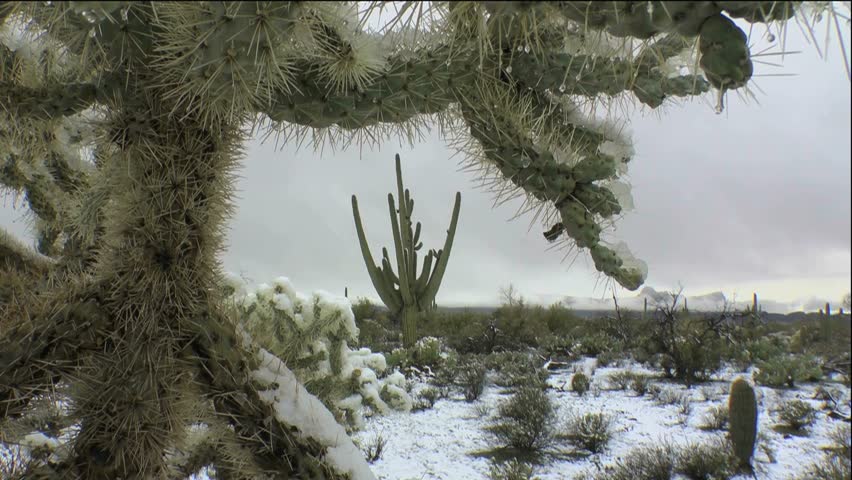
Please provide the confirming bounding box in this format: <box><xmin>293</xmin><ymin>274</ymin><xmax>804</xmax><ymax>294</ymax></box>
<box><xmin>252</xmin><ymin>348</ymin><xmax>377</xmax><ymax>480</ymax></box>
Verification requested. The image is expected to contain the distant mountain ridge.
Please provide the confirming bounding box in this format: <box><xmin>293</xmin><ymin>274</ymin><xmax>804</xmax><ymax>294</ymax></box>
<box><xmin>355</xmin><ymin>285</ymin><xmax>846</xmax><ymax>316</ymax></box>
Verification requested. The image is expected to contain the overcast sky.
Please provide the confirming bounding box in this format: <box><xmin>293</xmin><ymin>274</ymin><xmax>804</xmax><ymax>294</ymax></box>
<box><xmin>2</xmin><ymin>15</ymin><xmax>850</xmax><ymax>311</ymax></box>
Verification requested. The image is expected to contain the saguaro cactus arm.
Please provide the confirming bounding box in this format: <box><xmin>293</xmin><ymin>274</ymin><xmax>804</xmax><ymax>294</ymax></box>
<box><xmin>351</xmin><ymin>195</ymin><xmax>402</xmax><ymax>313</ymax></box>
<box><xmin>387</xmin><ymin>192</ymin><xmax>415</xmax><ymax>306</ymax></box>
<box><xmin>421</xmin><ymin>192</ymin><xmax>461</xmax><ymax>308</ymax></box>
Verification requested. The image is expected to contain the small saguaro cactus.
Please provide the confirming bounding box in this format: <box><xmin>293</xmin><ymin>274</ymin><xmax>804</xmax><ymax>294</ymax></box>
<box><xmin>728</xmin><ymin>377</ymin><xmax>759</xmax><ymax>472</ymax></box>
<box><xmin>352</xmin><ymin>153</ymin><xmax>461</xmax><ymax>347</ymax></box>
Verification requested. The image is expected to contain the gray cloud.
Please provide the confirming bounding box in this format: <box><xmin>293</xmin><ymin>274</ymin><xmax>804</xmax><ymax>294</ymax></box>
<box><xmin>2</xmin><ymin>21</ymin><xmax>850</xmax><ymax>311</ymax></box>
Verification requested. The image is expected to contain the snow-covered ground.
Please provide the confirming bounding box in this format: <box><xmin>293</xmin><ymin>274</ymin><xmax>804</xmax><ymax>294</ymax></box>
<box><xmin>353</xmin><ymin>358</ymin><xmax>851</xmax><ymax>480</ymax></box>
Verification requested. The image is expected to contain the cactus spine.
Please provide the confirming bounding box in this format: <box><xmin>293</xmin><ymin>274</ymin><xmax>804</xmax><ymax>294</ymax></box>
<box><xmin>352</xmin><ymin>154</ymin><xmax>461</xmax><ymax>347</ymax></box>
<box><xmin>729</xmin><ymin>377</ymin><xmax>759</xmax><ymax>471</ymax></box>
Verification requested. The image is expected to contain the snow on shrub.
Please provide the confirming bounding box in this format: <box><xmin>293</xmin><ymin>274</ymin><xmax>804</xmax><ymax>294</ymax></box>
<box><xmin>226</xmin><ymin>273</ymin><xmax>412</xmax><ymax>429</ymax></box>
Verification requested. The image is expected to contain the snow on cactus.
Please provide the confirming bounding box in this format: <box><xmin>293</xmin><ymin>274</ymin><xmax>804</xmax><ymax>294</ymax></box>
<box><xmin>226</xmin><ymin>274</ymin><xmax>412</xmax><ymax>429</ymax></box>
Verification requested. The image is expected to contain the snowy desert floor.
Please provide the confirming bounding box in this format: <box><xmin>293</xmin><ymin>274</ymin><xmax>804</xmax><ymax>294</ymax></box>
<box><xmin>352</xmin><ymin>358</ymin><xmax>851</xmax><ymax>480</ymax></box>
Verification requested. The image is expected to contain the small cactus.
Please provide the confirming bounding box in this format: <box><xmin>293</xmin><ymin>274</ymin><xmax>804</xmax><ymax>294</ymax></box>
<box><xmin>571</xmin><ymin>372</ymin><xmax>590</xmax><ymax>396</ymax></box>
<box><xmin>728</xmin><ymin>377</ymin><xmax>758</xmax><ymax>471</ymax></box>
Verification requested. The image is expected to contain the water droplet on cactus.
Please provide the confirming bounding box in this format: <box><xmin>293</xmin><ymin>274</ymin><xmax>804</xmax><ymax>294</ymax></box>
<box><xmin>371</xmin><ymin>98</ymin><xmax>378</xmax><ymax>104</ymax></box>
<box><xmin>523</xmin><ymin>44</ymin><xmax>530</xmax><ymax>53</ymax></box>
<box><xmin>767</xmin><ymin>33</ymin><xmax>776</xmax><ymax>42</ymax></box>
<box><xmin>521</xmin><ymin>156</ymin><xmax>531</xmax><ymax>167</ymax></box>
<box><xmin>446</xmin><ymin>60</ymin><xmax>451</xmax><ymax>66</ymax></box>
<box><xmin>714</xmin><ymin>89</ymin><xmax>725</xmax><ymax>114</ymax></box>
<box><xmin>559</xmin><ymin>84</ymin><xmax>566</xmax><ymax>93</ymax></box>
<box><xmin>505</xmin><ymin>65</ymin><xmax>512</xmax><ymax>74</ymax></box>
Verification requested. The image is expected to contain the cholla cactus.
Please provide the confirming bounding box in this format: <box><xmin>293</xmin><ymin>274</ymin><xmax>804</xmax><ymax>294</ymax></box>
<box><xmin>352</xmin><ymin>153</ymin><xmax>461</xmax><ymax>347</ymax></box>
<box><xmin>230</xmin><ymin>274</ymin><xmax>413</xmax><ymax>429</ymax></box>
<box><xmin>0</xmin><ymin>2</ymin><xmax>846</xmax><ymax>479</ymax></box>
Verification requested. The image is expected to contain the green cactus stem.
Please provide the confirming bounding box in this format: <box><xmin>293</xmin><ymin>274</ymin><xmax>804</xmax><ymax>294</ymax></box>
<box><xmin>729</xmin><ymin>377</ymin><xmax>759</xmax><ymax>472</ymax></box>
<box><xmin>352</xmin><ymin>153</ymin><xmax>461</xmax><ymax>347</ymax></box>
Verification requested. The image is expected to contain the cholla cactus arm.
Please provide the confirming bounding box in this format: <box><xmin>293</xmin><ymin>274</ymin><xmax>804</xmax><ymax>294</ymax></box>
<box><xmin>0</xmin><ymin>227</ymin><xmax>54</xmax><ymax>275</ymax></box>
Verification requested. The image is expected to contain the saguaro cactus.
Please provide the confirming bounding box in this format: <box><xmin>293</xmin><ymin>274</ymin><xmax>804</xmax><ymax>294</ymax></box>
<box><xmin>729</xmin><ymin>377</ymin><xmax>759</xmax><ymax>471</ymax></box>
<box><xmin>352</xmin><ymin>153</ymin><xmax>461</xmax><ymax>347</ymax></box>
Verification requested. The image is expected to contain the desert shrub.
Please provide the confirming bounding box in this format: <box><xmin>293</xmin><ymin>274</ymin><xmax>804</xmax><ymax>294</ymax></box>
<box><xmin>675</xmin><ymin>436</ymin><xmax>737</xmax><ymax>480</ymax></box>
<box><xmin>700</xmin><ymin>404</ymin><xmax>729</xmax><ymax>431</ymax></box>
<box><xmin>429</xmin><ymin>351</ymin><xmax>458</xmax><ymax>390</ymax></box>
<box><xmin>647</xmin><ymin>383</ymin><xmax>663</xmax><ymax>399</ymax></box>
<box><xmin>797</xmin><ymin>454</ymin><xmax>852</xmax><ymax>480</ymax></box>
<box><xmin>726</xmin><ymin>336</ymin><xmax>787</xmax><ymax>369</ymax></box>
<box><xmin>358</xmin><ymin>432</ymin><xmax>387</xmax><ymax>464</ymax></box>
<box><xmin>643</xmin><ymin>299</ymin><xmax>728</xmax><ymax>386</ymax></box>
<box><xmin>776</xmin><ymin>399</ymin><xmax>817</xmax><ymax>431</ymax></box>
<box><xmin>789</xmin><ymin>317</ymin><xmax>852</xmax><ymax>368</ymax></box>
<box><xmin>630</xmin><ymin>346</ymin><xmax>654</xmax><ymax>366</ymax></box>
<box><xmin>484</xmin><ymin>351</ymin><xmax>531</xmax><ymax>371</ymax></box>
<box><xmin>385</xmin><ymin>336</ymin><xmax>447</xmax><ymax>373</ymax></box>
<box><xmin>487</xmin><ymin>387</ymin><xmax>557</xmax><ymax>452</ymax></box>
<box><xmin>630</xmin><ymin>374</ymin><xmax>653</xmax><ymax>396</ymax></box>
<box><xmin>540</xmin><ymin>303</ymin><xmax>586</xmax><ymax>338</ymax></box>
<box><xmin>351</xmin><ymin>298</ymin><xmax>399</xmax><ymax>351</ymax></box>
<box><xmin>457</xmin><ymin>358</ymin><xmax>488</xmax><ymax>402</ymax></box>
<box><xmin>412</xmin><ymin>387</ymin><xmax>441</xmax><ymax>412</ymax></box>
<box><xmin>490</xmin><ymin>354</ymin><xmax>549</xmax><ymax>391</ymax></box>
<box><xmin>537</xmin><ymin>334</ymin><xmax>580</xmax><ymax>363</ymax></box>
<box><xmin>474</xmin><ymin>402</ymin><xmax>492</xmax><ymax>419</ymax></box>
<box><xmin>571</xmin><ymin>372</ymin><xmax>590</xmax><ymax>396</ymax></box>
<box><xmin>351</xmin><ymin>296</ymin><xmax>379</xmax><ymax>322</ymax></box>
<box><xmin>826</xmin><ymin>423</ymin><xmax>852</xmax><ymax>459</ymax></box>
<box><xmin>419</xmin><ymin>309</ymin><xmax>497</xmax><ymax>354</ymax></box>
<box><xmin>410</xmin><ymin>336</ymin><xmax>444</xmax><ymax>368</ymax></box>
<box><xmin>562</xmin><ymin>411</ymin><xmax>615</xmax><ymax>454</ymax></box>
<box><xmin>754</xmin><ymin>354</ymin><xmax>823</xmax><ymax>388</ymax></box>
<box><xmin>589</xmin><ymin>441</ymin><xmax>677</xmax><ymax>480</ymax></box>
<box><xmin>677</xmin><ymin>396</ymin><xmax>693</xmax><ymax>419</ymax></box>
<box><xmin>605</xmin><ymin>370</ymin><xmax>655</xmax><ymax>394</ymax></box>
<box><xmin>384</xmin><ymin>347</ymin><xmax>410</xmax><ymax>371</ymax></box>
<box><xmin>492</xmin><ymin>303</ymin><xmax>545</xmax><ymax>349</ymax></box>
<box><xmin>673</xmin><ymin>338</ymin><xmax>725</xmax><ymax>386</ymax></box>
<box><xmin>699</xmin><ymin>385</ymin><xmax>720</xmax><ymax>402</ymax></box>
<box><xmin>652</xmin><ymin>387</ymin><xmax>689</xmax><ymax>407</ymax></box>
<box><xmin>576</xmin><ymin>332</ymin><xmax>614</xmax><ymax>357</ymax></box>
<box><xmin>488</xmin><ymin>459</ymin><xmax>539</xmax><ymax>480</ymax></box>
<box><xmin>595</xmin><ymin>349</ymin><xmax>624</xmax><ymax>367</ymax></box>
<box><xmin>607</xmin><ymin>371</ymin><xmax>635</xmax><ymax>391</ymax></box>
